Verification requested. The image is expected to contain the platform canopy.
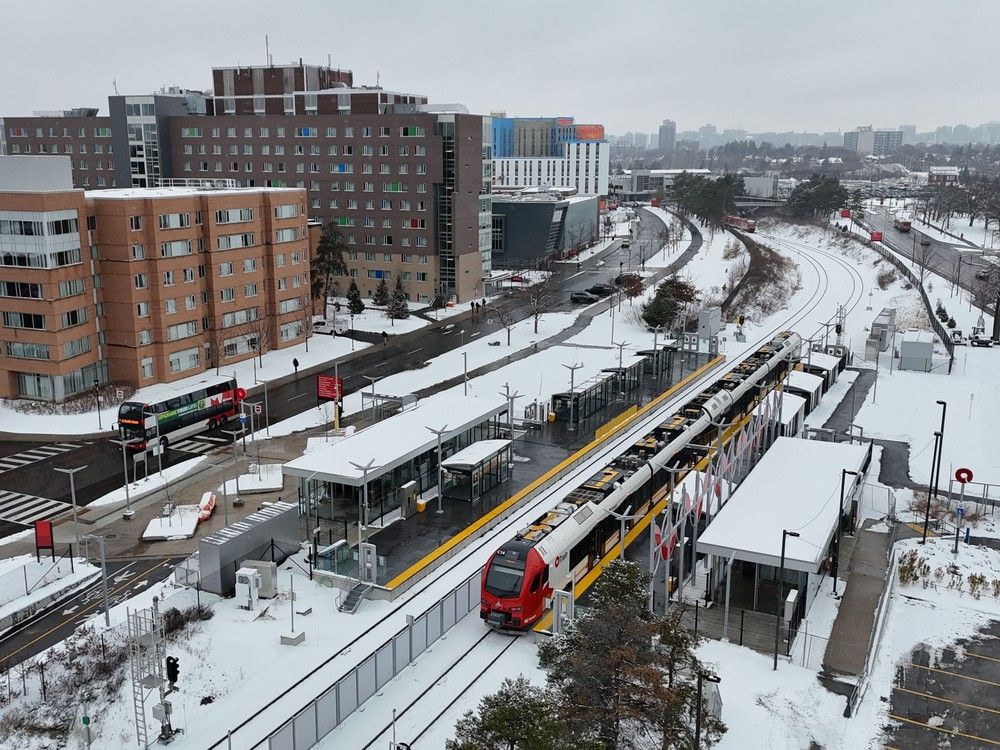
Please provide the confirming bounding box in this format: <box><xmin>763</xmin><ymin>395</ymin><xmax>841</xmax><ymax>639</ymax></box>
<box><xmin>753</xmin><ymin>392</ymin><xmax>806</xmax><ymax>426</ymax></box>
<box><xmin>787</xmin><ymin>370</ymin><xmax>823</xmax><ymax>395</ymax></box>
<box><xmin>441</xmin><ymin>439</ymin><xmax>512</xmax><ymax>471</ymax></box>
<box><xmin>804</xmin><ymin>351</ymin><xmax>841</xmax><ymax>372</ymax></box>
<box><xmin>282</xmin><ymin>395</ymin><xmax>507</xmax><ymax>486</ymax></box>
<box><xmin>696</xmin><ymin>437</ymin><xmax>870</xmax><ymax>573</ymax></box>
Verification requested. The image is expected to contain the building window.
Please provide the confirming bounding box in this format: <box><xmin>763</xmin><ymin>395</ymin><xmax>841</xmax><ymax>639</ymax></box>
<box><xmin>136</xmin><ymin>301</ymin><xmax>149</xmax><ymax>317</ymax></box>
<box><xmin>216</xmin><ymin>207</ymin><xmax>254</xmax><ymax>224</ymax></box>
<box><xmin>63</xmin><ymin>335</ymin><xmax>91</xmax><ymax>358</ymax></box>
<box><xmin>164</xmin><ymin>298</ymin><xmax>177</xmax><ymax>315</ymax></box>
<box><xmin>163</xmin><ymin>270</ymin><xmax>175</xmax><ymax>286</ymax></box>
<box><xmin>138</xmin><ymin>330</ymin><xmax>152</xmax><ymax>346</ymax></box>
<box><xmin>129</xmin><ymin>216</ymin><xmax>143</xmax><ymax>231</ymax></box>
<box><xmin>185</xmin><ymin>295</ymin><xmax>196</xmax><ymax>310</ymax></box>
<box><xmin>242</xmin><ymin>257</ymin><xmax>257</xmax><ymax>273</ymax></box>
<box><xmin>60</xmin><ymin>308</ymin><xmax>87</xmax><ymax>328</ymax></box>
<box><xmin>134</xmin><ymin>273</ymin><xmax>148</xmax><ymax>289</ymax></box>
<box><xmin>168</xmin><ymin>347</ymin><xmax>200</xmax><ymax>374</ymax></box>
<box><xmin>2</xmin><ymin>311</ymin><xmax>45</xmax><ymax>330</ymax></box>
<box><xmin>160</xmin><ymin>240</ymin><xmax>192</xmax><ymax>258</ymax></box>
<box><xmin>244</xmin><ymin>283</ymin><xmax>258</xmax><ymax>298</ymax></box>
<box><xmin>166</xmin><ymin>321</ymin><xmax>198</xmax><ymax>341</ymax></box>
<box><xmin>220</xmin><ymin>287</ymin><xmax>236</xmax><ymax>302</ymax></box>
<box><xmin>278</xmin><ymin>298</ymin><xmax>301</xmax><ymax>314</ymax></box>
<box><xmin>217</xmin><ymin>233</ymin><xmax>256</xmax><ymax>251</ymax></box>
<box><xmin>131</xmin><ymin>244</ymin><xmax>145</xmax><ymax>260</ymax></box>
<box><xmin>141</xmin><ymin>357</ymin><xmax>155</xmax><ymax>379</ymax></box>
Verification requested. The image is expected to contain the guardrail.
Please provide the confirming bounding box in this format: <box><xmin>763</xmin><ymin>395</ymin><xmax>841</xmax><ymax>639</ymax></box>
<box><xmin>846</xmin><ymin>543</ymin><xmax>898</xmax><ymax>717</ymax></box>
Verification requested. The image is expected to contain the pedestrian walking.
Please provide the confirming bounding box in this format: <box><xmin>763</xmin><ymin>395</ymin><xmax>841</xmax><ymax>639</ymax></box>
<box><xmin>292</xmin><ymin>358</ymin><xmax>299</xmax><ymax>377</ymax></box>
<box><xmin>381</xmin><ymin>331</ymin><xmax>388</xmax><ymax>346</ymax></box>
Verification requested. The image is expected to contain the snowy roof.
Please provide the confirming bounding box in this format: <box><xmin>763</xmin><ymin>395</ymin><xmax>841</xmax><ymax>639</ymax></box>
<box><xmin>902</xmin><ymin>329</ymin><xmax>934</xmax><ymax>344</ymax></box>
<box><xmin>696</xmin><ymin>437</ymin><xmax>870</xmax><ymax>573</ymax></box>
<box><xmin>200</xmin><ymin>501</ymin><xmax>297</xmax><ymax>547</ymax></box>
<box><xmin>85</xmin><ymin>186</ymin><xmax>301</xmax><ymax>200</ymax></box>
<box><xmin>282</xmin><ymin>396</ymin><xmax>508</xmax><ymax>485</ymax></box>
<box><xmin>441</xmin><ymin>439</ymin><xmax>511</xmax><ymax>469</ymax></box>
<box><xmin>786</xmin><ymin>370</ymin><xmax>823</xmax><ymax>394</ymax></box>
<box><xmin>753</xmin><ymin>392</ymin><xmax>806</xmax><ymax>425</ymax></box>
<box><xmin>803</xmin><ymin>352</ymin><xmax>841</xmax><ymax>372</ymax></box>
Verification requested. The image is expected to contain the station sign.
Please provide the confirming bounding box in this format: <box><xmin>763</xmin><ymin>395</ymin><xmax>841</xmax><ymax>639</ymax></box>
<box><xmin>317</xmin><ymin>375</ymin><xmax>343</xmax><ymax>402</ymax></box>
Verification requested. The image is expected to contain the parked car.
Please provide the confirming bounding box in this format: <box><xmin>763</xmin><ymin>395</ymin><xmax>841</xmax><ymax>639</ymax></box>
<box><xmin>586</xmin><ymin>283</ymin><xmax>615</xmax><ymax>297</ymax></box>
<box><xmin>569</xmin><ymin>291</ymin><xmax>600</xmax><ymax>304</ymax></box>
<box><xmin>313</xmin><ymin>320</ymin><xmax>346</xmax><ymax>335</ymax></box>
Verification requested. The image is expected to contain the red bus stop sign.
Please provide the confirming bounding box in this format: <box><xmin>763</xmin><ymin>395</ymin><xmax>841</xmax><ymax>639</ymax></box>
<box><xmin>955</xmin><ymin>467</ymin><xmax>974</xmax><ymax>484</ymax></box>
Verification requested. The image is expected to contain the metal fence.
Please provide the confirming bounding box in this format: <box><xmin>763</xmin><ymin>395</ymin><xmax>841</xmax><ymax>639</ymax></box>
<box><xmin>847</xmin><ymin>544</ymin><xmax>899</xmax><ymax>716</ymax></box>
<box><xmin>0</xmin><ymin>550</ymin><xmax>78</xmax><ymax>609</ymax></box>
<box><xmin>233</xmin><ymin>569</ymin><xmax>481</xmax><ymax>750</ymax></box>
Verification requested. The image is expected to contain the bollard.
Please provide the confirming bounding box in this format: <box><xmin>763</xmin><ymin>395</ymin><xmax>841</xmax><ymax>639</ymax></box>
<box><xmin>694</xmin><ymin>600</ymin><xmax>700</xmax><ymax>634</ymax></box>
<box><xmin>739</xmin><ymin>609</ymin><xmax>745</xmax><ymax>646</ymax></box>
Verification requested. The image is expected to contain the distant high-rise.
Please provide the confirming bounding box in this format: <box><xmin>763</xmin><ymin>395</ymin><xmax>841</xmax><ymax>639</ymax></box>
<box><xmin>634</xmin><ymin>132</ymin><xmax>649</xmax><ymax>149</ymax></box>
<box><xmin>844</xmin><ymin>125</ymin><xmax>901</xmax><ymax>156</ymax></box>
<box><xmin>899</xmin><ymin>125</ymin><xmax>916</xmax><ymax>145</ymax></box>
<box><xmin>658</xmin><ymin>119</ymin><xmax>676</xmax><ymax>151</ymax></box>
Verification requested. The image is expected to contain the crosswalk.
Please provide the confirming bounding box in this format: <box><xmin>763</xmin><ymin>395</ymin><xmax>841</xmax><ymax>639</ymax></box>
<box><xmin>0</xmin><ymin>489</ymin><xmax>72</xmax><ymax>526</ymax></box>
<box><xmin>0</xmin><ymin>442</ymin><xmax>86</xmax><ymax>475</ymax></box>
<box><xmin>169</xmin><ymin>435</ymin><xmax>230</xmax><ymax>454</ymax></box>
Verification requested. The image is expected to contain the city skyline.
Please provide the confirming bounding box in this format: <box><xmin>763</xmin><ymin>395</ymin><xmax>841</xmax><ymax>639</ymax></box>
<box><xmin>1</xmin><ymin>1</ymin><xmax>997</xmax><ymax>133</ymax></box>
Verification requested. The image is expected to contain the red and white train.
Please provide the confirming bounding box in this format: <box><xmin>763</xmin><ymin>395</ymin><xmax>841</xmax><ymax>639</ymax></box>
<box><xmin>481</xmin><ymin>331</ymin><xmax>802</xmax><ymax>630</ymax></box>
<box><xmin>724</xmin><ymin>215</ymin><xmax>756</xmax><ymax>233</ymax></box>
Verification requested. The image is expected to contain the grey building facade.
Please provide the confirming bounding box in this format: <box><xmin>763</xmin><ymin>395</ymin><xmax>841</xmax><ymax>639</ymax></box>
<box><xmin>491</xmin><ymin>194</ymin><xmax>598</xmax><ymax>265</ymax></box>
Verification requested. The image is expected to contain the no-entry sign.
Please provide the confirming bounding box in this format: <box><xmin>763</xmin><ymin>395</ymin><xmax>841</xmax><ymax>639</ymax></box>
<box><xmin>955</xmin><ymin>467</ymin><xmax>974</xmax><ymax>484</ymax></box>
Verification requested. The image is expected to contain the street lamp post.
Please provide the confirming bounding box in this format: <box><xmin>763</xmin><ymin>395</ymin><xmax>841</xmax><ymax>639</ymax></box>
<box><xmin>362</xmin><ymin>375</ymin><xmax>378</xmax><ymax>420</ymax></box>
<box><xmin>463</xmin><ymin>352</ymin><xmax>468</xmax><ymax>396</ymax></box>
<box><xmin>834</xmin><ymin>469</ymin><xmax>860</xmax><ymax>595</ymax></box>
<box><xmin>54</xmin><ymin>465</ymin><xmax>87</xmax><ymax>549</ymax></box>
<box><xmin>348</xmin><ymin>459</ymin><xmax>377</xmax><ymax>544</ymax></box>
<box><xmin>695</xmin><ymin>670</ymin><xmax>721</xmax><ymax>749</ymax></box>
<box><xmin>932</xmin><ymin>400</ymin><xmax>946</xmax><ymax>505</ymax></box>
<box><xmin>109</xmin><ymin>438</ymin><xmax>142</xmax><ymax>519</ymax></box>
<box><xmin>922</xmin><ymin>430</ymin><xmax>943</xmax><ymax>544</ymax></box>
<box><xmin>84</xmin><ymin>534</ymin><xmax>111</xmax><ymax>627</ymax></box>
<box><xmin>561</xmin><ymin>362</ymin><xmax>583</xmax><ymax>432</ymax></box>
<box><xmin>94</xmin><ymin>380</ymin><xmax>102</xmax><ymax>431</ymax></box>
<box><xmin>613</xmin><ymin>341</ymin><xmax>628</xmax><ymax>398</ymax></box>
<box><xmin>254</xmin><ymin>377</ymin><xmax>271</xmax><ymax>437</ymax></box>
<box><xmin>426</xmin><ymin>425</ymin><xmax>449</xmax><ymax>514</ymax></box>
<box><xmin>773</xmin><ymin>529</ymin><xmax>800</xmax><ymax>670</ymax></box>
<box><xmin>221</xmin><ymin>428</ymin><xmax>244</xmax><ymax>499</ymax></box>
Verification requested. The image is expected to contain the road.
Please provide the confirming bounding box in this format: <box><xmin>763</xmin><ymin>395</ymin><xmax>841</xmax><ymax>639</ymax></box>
<box><xmin>0</xmin><ymin>210</ymin><xmax>677</xmax><ymax>537</ymax></box>
<box><xmin>863</xmin><ymin>207</ymin><xmax>991</xmax><ymax>299</ymax></box>
<box><xmin>0</xmin><ymin>554</ymin><xmax>184</xmax><ymax>664</ymax></box>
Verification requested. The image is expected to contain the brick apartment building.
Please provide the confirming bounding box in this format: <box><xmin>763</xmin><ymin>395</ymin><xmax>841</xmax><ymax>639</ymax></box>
<box><xmin>0</xmin><ymin>60</ymin><xmax>493</xmax><ymax>305</ymax></box>
<box><xmin>0</xmin><ymin>155</ymin><xmax>309</xmax><ymax>401</ymax></box>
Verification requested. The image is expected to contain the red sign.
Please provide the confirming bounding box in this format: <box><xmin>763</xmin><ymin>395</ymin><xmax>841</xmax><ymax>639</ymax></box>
<box><xmin>34</xmin><ymin>520</ymin><xmax>54</xmax><ymax>550</ymax></box>
<box><xmin>317</xmin><ymin>375</ymin><xmax>343</xmax><ymax>402</ymax></box>
<box><xmin>840</xmin><ymin>208</ymin><xmax>851</xmax><ymax>218</ymax></box>
<box><xmin>870</xmin><ymin>231</ymin><xmax>883</xmax><ymax>242</ymax></box>
<box><xmin>955</xmin><ymin>467</ymin><xmax>974</xmax><ymax>484</ymax></box>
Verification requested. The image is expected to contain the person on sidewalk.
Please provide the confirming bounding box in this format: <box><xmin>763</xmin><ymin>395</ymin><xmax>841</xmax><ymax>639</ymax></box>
<box><xmin>292</xmin><ymin>358</ymin><xmax>299</xmax><ymax>378</ymax></box>
<box><xmin>381</xmin><ymin>331</ymin><xmax>388</xmax><ymax>346</ymax></box>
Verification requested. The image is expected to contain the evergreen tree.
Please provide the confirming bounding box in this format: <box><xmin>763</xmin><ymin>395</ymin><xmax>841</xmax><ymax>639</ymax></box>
<box><xmin>641</xmin><ymin>276</ymin><xmax>698</xmax><ymax>329</ymax></box>
<box><xmin>346</xmin><ymin>280</ymin><xmax>365</xmax><ymax>315</ymax></box>
<box><xmin>310</xmin><ymin>221</ymin><xmax>347</xmax><ymax>315</ymax></box>
<box><xmin>372</xmin><ymin>276</ymin><xmax>390</xmax><ymax>307</ymax></box>
<box><xmin>387</xmin><ymin>276</ymin><xmax>411</xmax><ymax>319</ymax></box>
<box><xmin>787</xmin><ymin>174</ymin><xmax>849</xmax><ymax>218</ymax></box>
<box><xmin>446</xmin><ymin>676</ymin><xmax>600</xmax><ymax>750</ymax></box>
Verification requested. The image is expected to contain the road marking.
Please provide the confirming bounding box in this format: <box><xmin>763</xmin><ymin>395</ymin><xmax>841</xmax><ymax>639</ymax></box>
<box><xmin>0</xmin><ymin>442</ymin><xmax>83</xmax><ymax>474</ymax></box>
<box><xmin>906</xmin><ymin>662</ymin><xmax>1000</xmax><ymax>687</ymax></box>
<box><xmin>0</xmin><ymin>491</ymin><xmax>71</xmax><ymax>525</ymax></box>
<box><xmin>893</xmin><ymin>686</ymin><xmax>1000</xmax><ymax>716</ymax></box>
<box><xmin>470</xmin><ymin>331</ymin><xmax>481</xmax><ymax>338</ymax></box>
<box><xmin>887</xmin><ymin>713</ymin><xmax>1000</xmax><ymax>746</ymax></box>
<box><xmin>288</xmin><ymin>392</ymin><xmax>310</xmax><ymax>401</ymax></box>
<box><xmin>0</xmin><ymin>559</ymin><xmax>165</xmax><ymax>663</ymax></box>
<box><xmin>567</xmin><ymin>270</ymin><xmax>587</xmax><ymax>279</ymax></box>
<box><xmin>408</xmin><ymin>347</ymin><xmax>424</xmax><ymax>355</ymax></box>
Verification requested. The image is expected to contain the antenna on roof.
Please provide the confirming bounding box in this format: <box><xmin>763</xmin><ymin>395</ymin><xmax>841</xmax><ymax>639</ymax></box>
<box><xmin>112</xmin><ymin>78</ymin><xmax>120</xmax><ymax>95</ymax></box>
<box><xmin>328</xmin><ymin>53</ymin><xmax>331</xmax><ymax>68</ymax></box>
<box><xmin>376</xmin><ymin>70</ymin><xmax>380</xmax><ymax>87</ymax></box>
<box><xmin>265</xmin><ymin>35</ymin><xmax>270</xmax><ymax>65</ymax></box>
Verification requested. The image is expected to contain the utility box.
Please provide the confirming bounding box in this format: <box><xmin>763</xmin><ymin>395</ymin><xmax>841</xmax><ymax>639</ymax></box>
<box><xmin>871</xmin><ymin>308</ymin><xmax>896</xmax><ymax>351</ymax></box>
<box><xmin>235</xmin><ymin>567</ymin><xmax>261</xmax><ymax>610</ymax></box>
<box><xmin>698</xmin><ymin>307</ymin><xmax>722</xmax><ymax>339</ymax></box>
<box><xmin>399</xmin><ymin>480</ymin><xmax>418</xmax><ymax>519</ymax></box>
<box><xmin>899</xmin><ymin>329</ymin><xmax>934</xmax><ymax>372</ymax></box>
<box><xmin>241</xmin><ymin>560</ymin><xmax>277</xmax><ymax>599</ymax></box>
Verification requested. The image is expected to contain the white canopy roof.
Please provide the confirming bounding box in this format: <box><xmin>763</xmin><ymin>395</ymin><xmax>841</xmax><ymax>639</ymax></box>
<box><xmin>803</xmin><ymin>352</ymin><xmax>841</xmax><ymax>372</ymax></box>
<box><xmin>754</xmin><ymin>392</ymin><xmax>807</xmax><ymax>426</ymax></box>
<box><xmin>696</xmin><ymin>437</ymin><xmax>870</xmax><ymax>573</ymax></box>
<box><xmin>282</xmin><ymin>396</ymin><xmax>507</xmax><ymax>486</ymax></box>
<box><xmin>441</xmin><ymin>439</ymin><xmax>512</xmax><ymax>470</ymax></box>
<box><xmin>787</xmin><ymin>370</ymin><xmax>824</xmax><ymax>395</ymax></box>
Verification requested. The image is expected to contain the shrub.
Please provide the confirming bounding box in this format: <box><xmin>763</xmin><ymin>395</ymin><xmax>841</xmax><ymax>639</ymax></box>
<box><xmin>877</xmin><ymin>269</ymin><xmax>897</xmax><ymax>289</ymax></box>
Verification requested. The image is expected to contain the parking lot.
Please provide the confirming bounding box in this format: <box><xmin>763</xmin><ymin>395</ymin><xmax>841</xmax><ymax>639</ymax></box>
<box><xmin>884</xmin><ymin>620</ymin><xmax>1000</xmax><ymax>749</ymax></box>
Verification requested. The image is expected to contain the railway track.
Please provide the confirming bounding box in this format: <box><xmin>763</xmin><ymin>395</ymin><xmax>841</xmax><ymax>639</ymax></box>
<box><xmin>206</xmin><ymin>223</ymin><xmax>867</xmax><ymax>750</ymax></box>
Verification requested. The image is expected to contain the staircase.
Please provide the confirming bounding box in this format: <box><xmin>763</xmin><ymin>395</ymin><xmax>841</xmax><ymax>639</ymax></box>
<box><xmin>338</xmin><ymin>582</ymin><xmax>373</xmax><ymax>614</ymax></box>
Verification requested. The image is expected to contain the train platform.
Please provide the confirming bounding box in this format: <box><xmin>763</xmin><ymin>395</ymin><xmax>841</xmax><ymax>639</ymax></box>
<box><xmin>303</xmin><ymin>349</ymin><xmax>721</xmax><ymax>598</ymax></box>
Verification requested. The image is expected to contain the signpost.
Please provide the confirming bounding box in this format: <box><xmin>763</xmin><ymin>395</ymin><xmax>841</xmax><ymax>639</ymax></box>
<box><xmin>954</xmin><ymin>467</ymin><xmax>972</xmax><ymax>554</ymax></box>
<box><xmin>317</xmin><ymin>374</ymin><xmax>344</xmax><ymax>432</ymax></box>
<box><xmin>34</xmin><ymin>519</ymin><xmax>55</xmax><ymax>562</ymax></box>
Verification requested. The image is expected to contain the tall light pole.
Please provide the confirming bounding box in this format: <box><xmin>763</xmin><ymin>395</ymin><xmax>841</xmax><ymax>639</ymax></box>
<box><xmin>348</xmin><ymin>459</ymin><xmax>377</xmax><ymax>543</ymax></box>
<box><xmin>362</xmin><ymin>374</ymin><xmax>378</xmax><ymax>420</ymax></box>
<box><xmin>84</xmin><ymin>534</ymin><xmax>111</xmax><ymax>627</ymax></box>
<box><xmin>254</xmin><ymin>377</ymin><xmax>270</xmax><ymax>437</ymax></box>
<box><xmin>221</xmin><ymin>428</ymin><xmax>244</xmax><ymax>498</ymax></box>
<box><xmin>833</xmin><ymin>469</ymin><xmax>860</xmax><ymax>595</ymax></box>
<box><xmin>932</xmin><ymin>400</ymin><xmax>947</xmax><ymax>507</ymax></box>
<box><xmin>922</xmin><ymin>429</ymin><xmax>943</xmax><ymax>544</ymax></box>
<box><xmin>109</xmin><ymin>438</ymin><xmax>141</xmax><ymax>519</ymax></box>
<box><xmin>695</xmin><ymin>670</ymin><xmax>721</xmax><ymax>750</ymax></box>
<box><xmin>773</xmin><ymin>529</ymin><xmax>799</xmax><ymax>670</ymax></box>
<box><xmin>94</xmin><ymin>380</ymin><xmax>102</xmax><ymax>431</ymax></box>
<box><xmin>426</xmin><ymin>425</ymin><xmax>449</xmax><ymax>514</ymax></box>
<box><xmin>462</xmin><ymin>352</ymin><xmax>468</xmax><ymax>396</ymax></box>
<box><xmin>562</xmin><ymin>362</ymin><xmax>583</xmax><ymax>432</ymax></box>
<box><xmin>613</xmin><ymin>341</ymin><xmax>628</xmax><ymax>398</ymax></box>
<box><xmin>498</xmin><ymin>382</ymin><xmax>522</xmax><ymax>439</ymax></box>
<box><xmin>54</xmin><ymin>465</ymin><xmax>87</xmax><ymax>549</ymax></box>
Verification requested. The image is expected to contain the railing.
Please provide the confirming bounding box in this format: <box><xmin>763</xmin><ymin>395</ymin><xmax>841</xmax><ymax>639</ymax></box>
<box><xmin>212</xmin><ymin>569</ymin><xmax>482</xmax><ymax>750</ymax></box>
<box><xmin>0</xmin><ymin>550</ymin><xmax>79</xmax><ymax>609</ymax></box>
<box><xmin>846</xmin><ymin>544</ymin><xmax>898</xmax><ymax>717</ymax></box>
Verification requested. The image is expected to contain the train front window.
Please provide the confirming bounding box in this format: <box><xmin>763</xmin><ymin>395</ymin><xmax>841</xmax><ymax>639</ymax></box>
<box><xmin>485</xmin><ymin>560</ymin><xmax>525</xmax><ymax>598</ymax></box>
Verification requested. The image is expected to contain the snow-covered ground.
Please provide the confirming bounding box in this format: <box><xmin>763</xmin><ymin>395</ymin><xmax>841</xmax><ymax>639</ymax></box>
<box><xmin>321</xmin><ymin>297</ymin><xmax>430</xmax><ymax>334</ymax></box>
<box><xmin>0</xmin><ymin>332</ymin><xmax>368</xmax><ymax>436</ymax></box>
<box><xmin>88</xmin><ymin>455</ymin><xmax>209</xmax><ymax>508</ymax></box>
<box><xmin>681</xmin><ymin>224</ymin><xmax>748</xmax><ymax>305</ymax></box>
<box><xmin>0</xmin><ymin>555</ymin><xmax>98</xmax><ymax>622</ymax></box>
<box><xmin>218</xmin><ymin>463</ymin><xmax>285</xmax><ymax>495</ymax></box>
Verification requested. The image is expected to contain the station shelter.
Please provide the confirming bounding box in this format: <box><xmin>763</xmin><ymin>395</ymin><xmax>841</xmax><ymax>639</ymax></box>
<box><xmin>785</xmin><ymin>370</ymin><xmax>824</xmax><ymax>414</ymax></box>
<box><xmin>637</xmin><ymin>342</ymin><xmax>678</xmax><ymax>379</ymax></box>
<box><xmin>801</xmin><ymin>351</ymin><xmax>842</xmax><ymax>393</ymax></box>
<box><xmin>753</xmin><ymin>391</ymin><xmax>807</xmax><ymax>438</ymax></box>
<box><xmin>696</xmin><ymin>437</ymin><xmax>871</xmax><ymax>632</ymax></box>
<box><xmin>550</xmin><ymin>357</ymin><xmax>645</xmax><ymax>424</ymax></box>
<box><xmin>282</xmin><ymin>396</ymin><xmax>509</xmax><ymax>528</ymax></box>
<box><xmin>441</xmin><ymin>439</ymin><xmax>513</xmax><ymax>502</ymax></box>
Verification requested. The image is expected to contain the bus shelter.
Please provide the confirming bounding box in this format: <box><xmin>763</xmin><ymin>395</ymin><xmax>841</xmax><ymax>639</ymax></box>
<box><xmin>638</xmin><ymin>342</ymin><xmax>677</xmax><ymax>378</ymax></box>
<box><xmin>602</xmin><ymin>358</ymin><xmax>645</xmax><ymax>395</ymax></box>
<box><xmin>441</xmin><ymin>439</ymin><xmax>513</xmax><ymax>502</ymax></box>
<box><xmin>551</xmin><ymin>371</ymin><xmax>618</xmax><ymax>423</ymax></box>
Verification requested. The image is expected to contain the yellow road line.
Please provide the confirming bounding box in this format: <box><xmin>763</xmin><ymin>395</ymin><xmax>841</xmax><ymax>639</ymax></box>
<box><xmin>385</xmin><ymin>355</ymin><xmax>726</xmax><ymax>590</ymax></box>
<box><xmin>2</xmin><ymin>559</ymin><xmax>166</xmax><ymax>664</ymax></box>
<box><xmin>906</xmin><ymin>662</ymin><xmax>1000</xmax><ymax>688</ymax></box>
<box><xmin>887</xmin><ymin>713</ymin><xmax>1000</xmax><ymax>746</ymax></box>
<box><xmin>893</xmin><ymin>685</ymin><xmax>1000</xmax><ymax>716</ymax></box>
<box><xmin>964</xmin><ymin>651</ymin><xmax>1000</xmax><ymax>664</ymax></box>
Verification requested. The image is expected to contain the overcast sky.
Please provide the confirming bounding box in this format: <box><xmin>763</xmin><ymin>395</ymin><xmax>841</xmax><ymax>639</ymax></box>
<box><xmin>2</xmin><ymin>1</ymin><xmax>995</xmax><ymax>134</ymax></box>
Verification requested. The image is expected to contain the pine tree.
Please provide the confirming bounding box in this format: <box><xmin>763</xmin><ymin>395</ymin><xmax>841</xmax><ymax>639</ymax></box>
<box><xmin>346</xmin><ymin>280</ymin><xmax>365</xmax><ymax>315</ymax></box>
<box><xmin>372</xmin><ymin>276</ymin><xmax>390</xmax><ymax>307</ymax></box>
<box><xmin>446</xmin><ymin>676</ymin><xmax>600</xmax><ymax>750</ymax></box>
<box><xmin>310</xmin><ymin>221</ymin><xmax>347</xmax><ymax>316</ymax></box>
<box><xmin>387</xmin><ymin>276</ymin><xmax>411</xmax><ymax>319</ymax></box>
